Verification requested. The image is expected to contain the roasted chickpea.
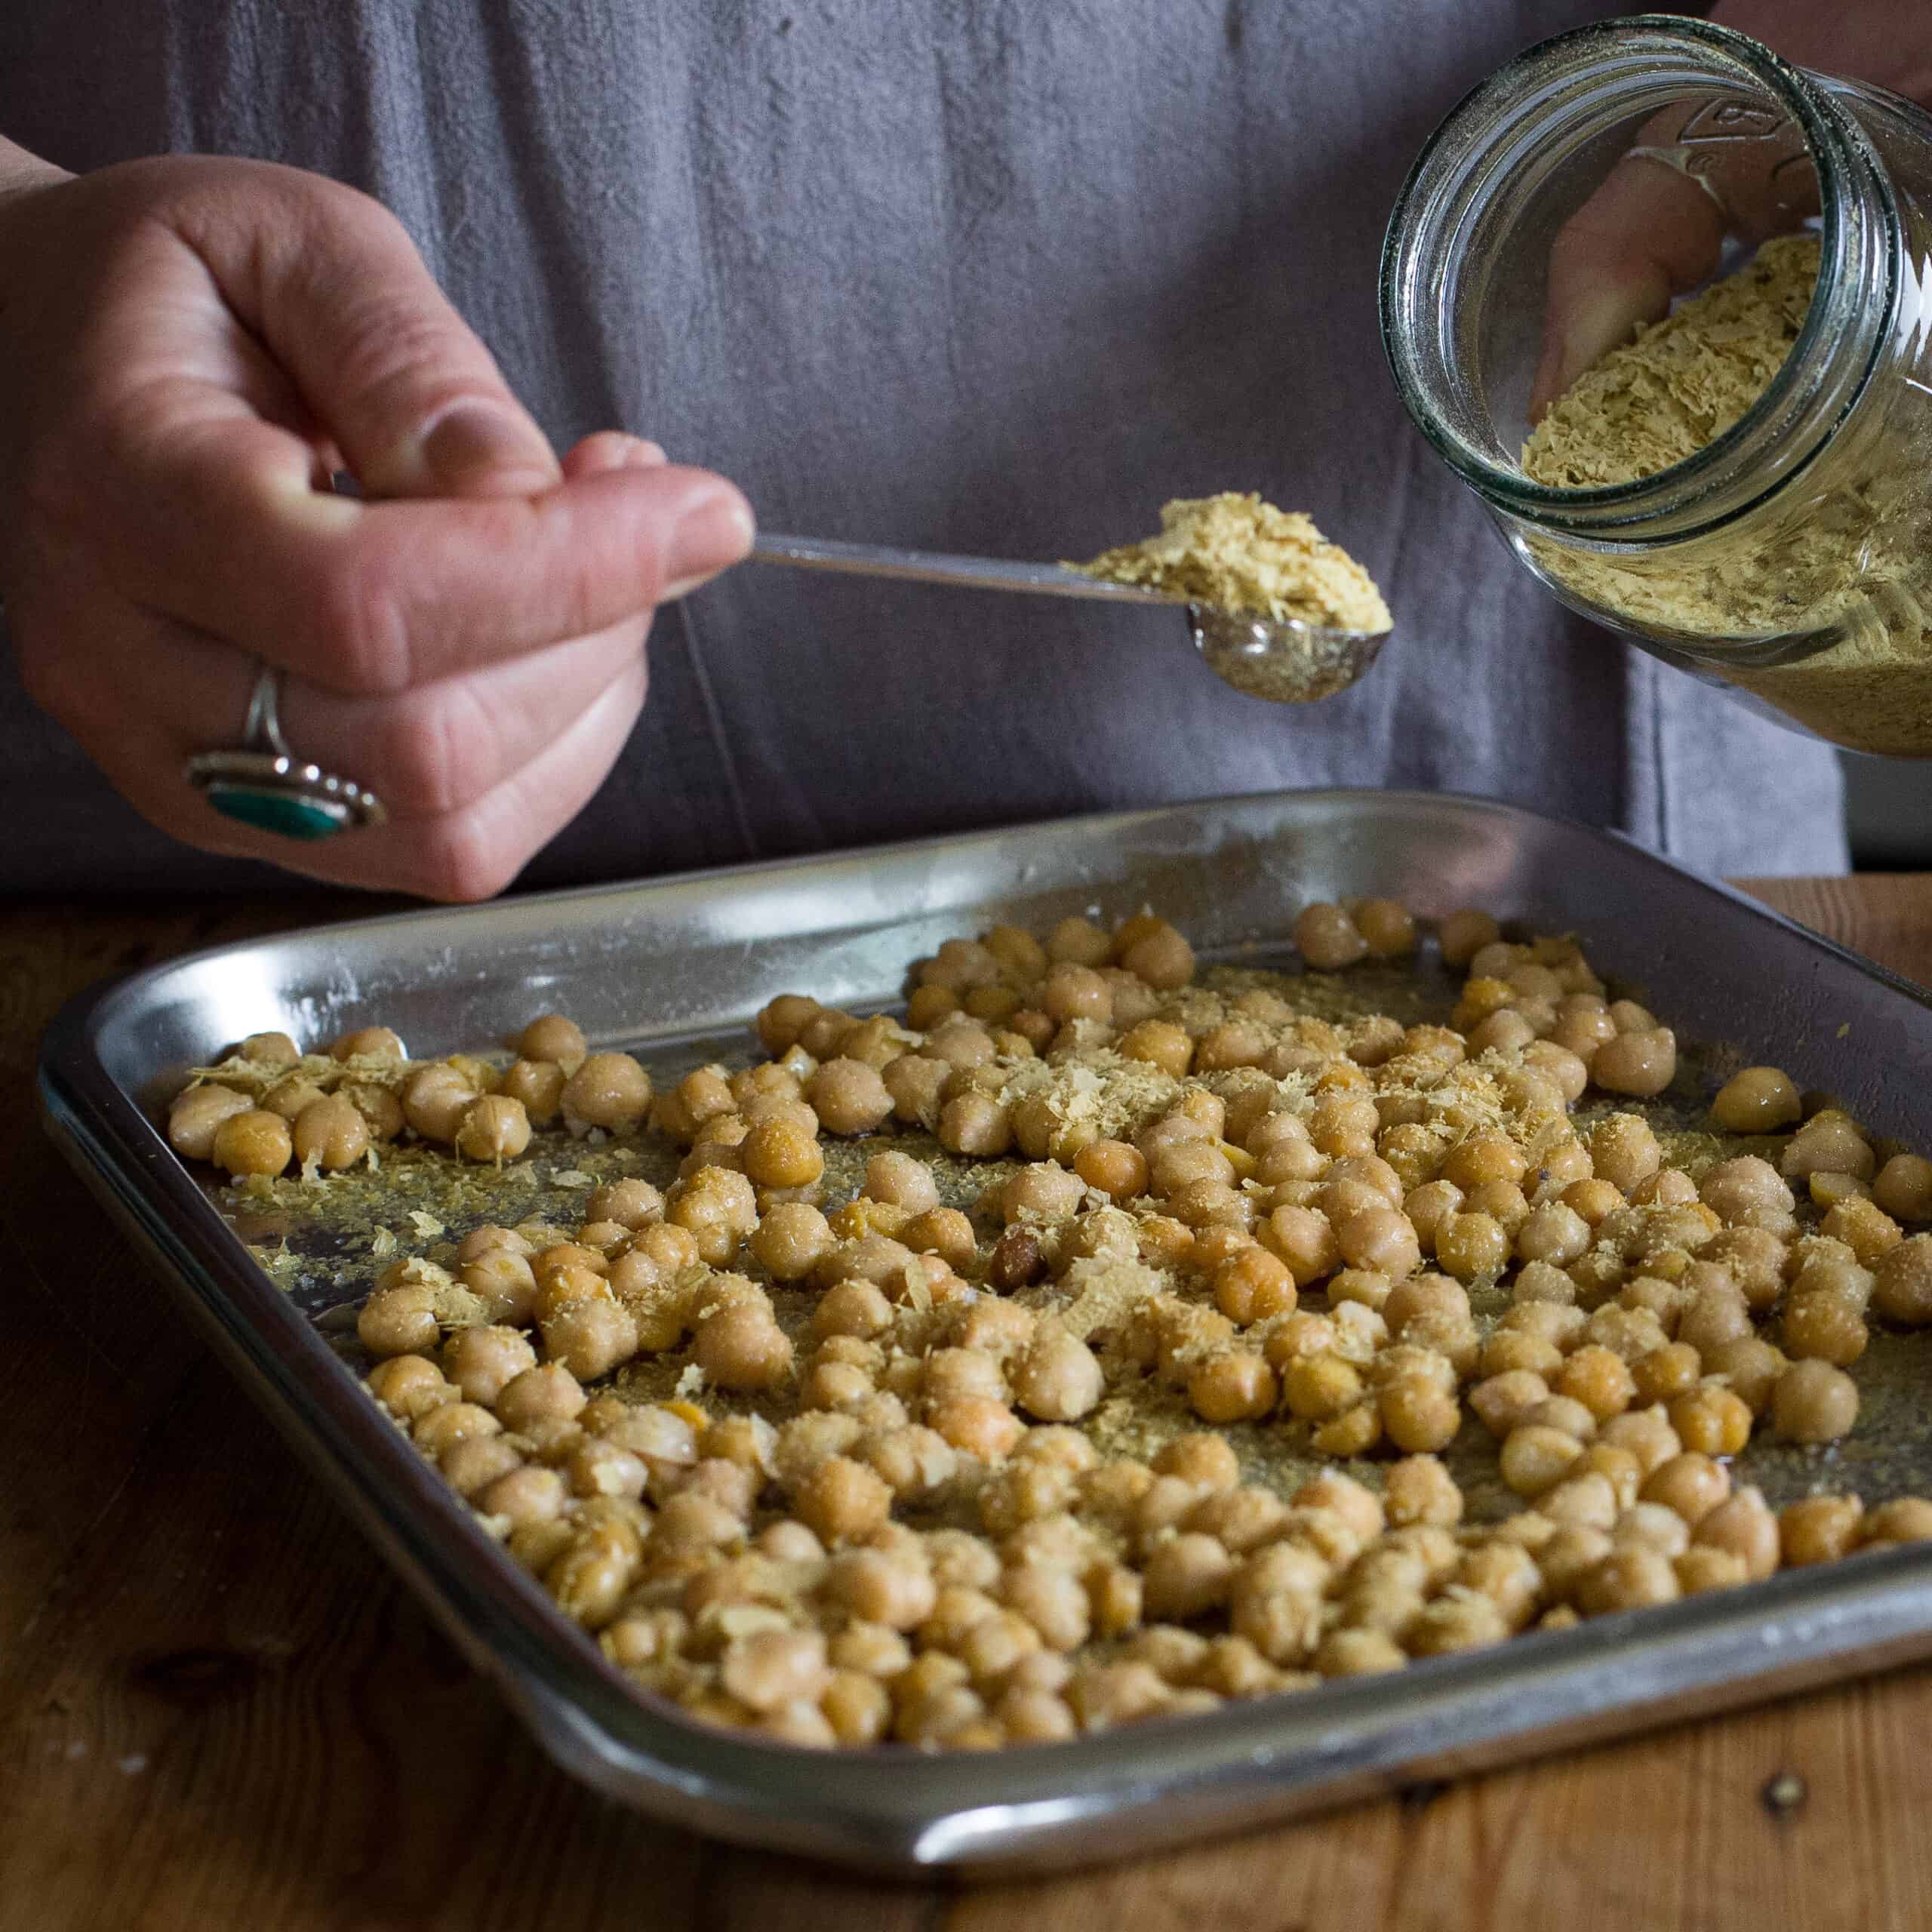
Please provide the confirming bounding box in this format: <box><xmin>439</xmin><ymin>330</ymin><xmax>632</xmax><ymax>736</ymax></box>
<box><xmin>1709</xmin><ymin>1066</ymin><xmax>1801</xmax><ymax>1134</ymax></box>
<box><xmin>211</xmin><ymin>1108</ymin><xmax>294</xmax><ymax>1179</ymax></box>
<box><xmin>168</xmin><ymin>1084</ymin><xmax>254</xmax><ymax>1161</ymax></box>
<box><xmin>557</xmin><ymin>1051</ymin><xmax>651</xmax><ymax>1132</ymax></box>
<box><xmin>1772</xmin><ymin>1358</ymin><xmax>1860</xmax><ymax>1444</ymax></box>
<box><xmin>1294</xmin><ymin>903</ymin><xmax>1368</xmax><ymax>972</ymax></box>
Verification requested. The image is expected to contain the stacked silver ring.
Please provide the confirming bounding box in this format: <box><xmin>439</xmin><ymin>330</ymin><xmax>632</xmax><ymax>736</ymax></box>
<box><xmin>184</xmin><ymin>663</ymin><xmax>386</xmax><ymax>841</ymax></box>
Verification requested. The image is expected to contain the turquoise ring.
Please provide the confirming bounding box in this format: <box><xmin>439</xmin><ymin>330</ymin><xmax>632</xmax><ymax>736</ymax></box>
<box><xmin>184</xmin><ymin>663</ymin><xmax>386</xmax><ymax>841</ymax></box>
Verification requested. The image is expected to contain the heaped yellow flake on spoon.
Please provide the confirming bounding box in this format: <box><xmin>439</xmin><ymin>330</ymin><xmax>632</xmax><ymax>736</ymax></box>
<box><xmin>1075</xmin><ymin>492</ymin><xmax>1392</xmax><ymax>632</ymax></box>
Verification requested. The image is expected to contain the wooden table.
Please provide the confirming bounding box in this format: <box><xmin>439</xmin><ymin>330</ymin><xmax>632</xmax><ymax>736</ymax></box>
<box><xmin>5</xmin><ymin>876</ymin><xmax>1932</xmax><ymax>1932</ymax></box>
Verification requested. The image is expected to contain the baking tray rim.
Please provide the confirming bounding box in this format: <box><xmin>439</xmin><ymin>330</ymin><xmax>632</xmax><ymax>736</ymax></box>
<box><xmin>36</xmin><ymin>785</ymin><xmax>1932</xmax><ymax>1876</ymax></box>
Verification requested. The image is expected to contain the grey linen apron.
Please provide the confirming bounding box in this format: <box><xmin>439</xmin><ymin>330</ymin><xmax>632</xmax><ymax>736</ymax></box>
<box><xmin>0</xmin><ymin>0</ymin><xmax>1847</xmax><ymax>891</ymax></box>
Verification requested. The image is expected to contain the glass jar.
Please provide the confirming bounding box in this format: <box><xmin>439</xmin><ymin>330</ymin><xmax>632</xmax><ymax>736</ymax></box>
<box><xmin>1380</xmin><ymin>14</ymin><xmax>1932</xmax><ymax>756</ymax></box>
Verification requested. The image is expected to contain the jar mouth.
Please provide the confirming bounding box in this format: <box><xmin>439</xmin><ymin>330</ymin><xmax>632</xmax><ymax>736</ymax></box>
<box><xmin>1380</xmin><ymin>14</ymin><xmax>1894</xmax><ymax>541</ymax></box>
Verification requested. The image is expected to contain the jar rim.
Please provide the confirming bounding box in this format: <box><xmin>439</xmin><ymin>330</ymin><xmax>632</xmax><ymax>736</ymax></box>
<box><xmin>1379</xmin><ymin>14</ymin><xmax>1893</xmax><ymax>540</ymax></box>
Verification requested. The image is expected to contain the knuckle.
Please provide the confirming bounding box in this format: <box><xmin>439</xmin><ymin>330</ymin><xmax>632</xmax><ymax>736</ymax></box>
<box><xmin>313</xmin><ymin>551</ymin><xmax>411</xmax><ymax>697</ymax></box>
<box><xmin>411</xmin><ymin>811</ymin><xmax>526</xmax><ymax>904</ymax></box>
<box><xmin>331</xmin><ymin>302</ymin><xmax>479</xmax><ymax>417</ymax></box>
<box><xmin>377</xmin><ymin>686</ymin><xmax>497</xmax><ymax>818</ymax></box>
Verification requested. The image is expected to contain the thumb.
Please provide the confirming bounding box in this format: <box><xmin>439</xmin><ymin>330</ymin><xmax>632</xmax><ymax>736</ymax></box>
<box><xmin>199</xmin><ymin>171</ymin><xmax>561</xmax><ymax>500</ymax></box>
<box><xmin>1530</xmin><ymin>157</ymin><xmax>1724</xmax><ymax>420</ymax></box>
<box><xmin>1530</xmin><ymin>97</ymin><xmax>1817</xmax><ymax>420</ymax></box>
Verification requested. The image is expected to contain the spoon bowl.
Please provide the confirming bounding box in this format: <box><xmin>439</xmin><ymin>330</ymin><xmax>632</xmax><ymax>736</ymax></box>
<box><xmin>748</xmin><ymin>532</ymin><xmax>1391</xmax><ymax>704</ymax></box>
<box><xmin>1189</xmin><ymin>605</ymin><xmax>1390</xmax><ymax>703</ymax></box>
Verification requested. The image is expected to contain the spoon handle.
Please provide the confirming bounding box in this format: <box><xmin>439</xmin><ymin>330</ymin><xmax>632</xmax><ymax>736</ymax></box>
<box><xmin>749</xmin><ymin>531</ymin><xmax>1183</xmax><ymax>606</ymax></box>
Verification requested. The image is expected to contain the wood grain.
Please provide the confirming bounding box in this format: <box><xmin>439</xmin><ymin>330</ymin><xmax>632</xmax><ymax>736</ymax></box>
<box><xmin>5</xmin><ymin>879</ymin><xmax>1932</xmax><ymax>1932</ymax></box>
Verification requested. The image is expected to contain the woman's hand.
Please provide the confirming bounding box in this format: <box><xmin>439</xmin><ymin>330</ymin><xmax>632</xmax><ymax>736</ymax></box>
<box><xmin>1531</xmin><ymin>2</ymin><xmax>1932</xmax><ymax>416</ymax></box>
<box><xmin>0</xmin><ymin>146</ymin><xmax>752</xmax><ymax>899</ymax></box>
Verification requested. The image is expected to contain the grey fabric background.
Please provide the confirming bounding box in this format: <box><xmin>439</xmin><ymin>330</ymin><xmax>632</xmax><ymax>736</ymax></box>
<box><xmin>0</xmin><ymin>0</ymin><xmax>1847</xmax><ymax>893</ymax></box>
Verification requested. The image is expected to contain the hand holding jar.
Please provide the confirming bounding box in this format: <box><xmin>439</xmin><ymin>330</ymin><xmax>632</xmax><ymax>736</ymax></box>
<box><xmin>1383</xmin><ymin>8</ymin><xmax>1932</xmax><ymax>756</ymax></box>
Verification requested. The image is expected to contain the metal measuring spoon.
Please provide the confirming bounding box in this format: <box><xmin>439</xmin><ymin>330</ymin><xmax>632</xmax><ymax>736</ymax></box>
<box><xmin>749</xmin><ymin>532</ymin><xmax>1391</xmax><ymax>704</ymax></box>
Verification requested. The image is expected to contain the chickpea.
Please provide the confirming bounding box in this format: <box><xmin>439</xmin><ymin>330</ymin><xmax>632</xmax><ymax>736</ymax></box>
<box><xmin>451</xmin><ymin>1094</ymin><xmax>531</xmax><ymax>1165</ymax></box>
<box><xmin>1694</xmin><ymin>1487</ymin><xmax>1780</xmax><ymax>1582</ymax></box>
<box><xmin>794</xmin><ymin>1455</ymin><xmax>894</xmax><ymax>1546</ymax></box>
<box><xmin>1598</xmin><ymin>1406</ymin><xmax>1682</xmax><ymax>1479</ymax></box>
<box><xmin>1875</xmin><ymin>1154</ymin><xmax>1932</xmax><ymax>1224</ymax></box>
<box><xmin>1294</xmin><ymin>903</ymin><xmax>1368</xmax><ymax>972</ymax></box>
<box><xmin>1336</xmin><ymin>1206</ymin><xmax>1422</xmax><ymax>1278</ymax></box>
<box><xmin>1211</xmin><ymin>1247</ymin><xmax>1297</xmax><ymax>1326</ymax></box>
<box><xmin>1630</xmin><ymin>1342</ymin><xmax>1701</xmax><ymax>1406</ymax></box>
<box><xmin>1771</xmin><ymin>1358</ymin><xmax>1860</xmax><ymax>1444</ymax></box>
<box><xmin>1875</xmin><ymin>1235</ymin><xmax>1932</xmax><ymax>1324</ymax></box>
<box><xmin>540</xmin><ymin>1291</ymin><xmax>640</xmax><ymax>1383</ymax></box>
<box><xmin>1403</xmin><ymin>1180</ymin><xmax>1464</xmax><ymax>1255</ymax></box>
<box><xmin>488</xmin><ymin>1058</ymin><xmax>564</xmax><ymax>1128</ymax></box>
<box><xmin>1038</xmin><ymin>915</ymin><xmax>1108</xmax><ymax>967</ymax></box>
<box><xmin>1863</xmin><ymin>1497</ymin><xmax>1932</xmax><ymax>1546</ymax></box>
<box><xmin>1781</xmin><ymin>1113</ymin><xmax>1875</xmax><ymax>1183</ymax></box>
<box><xmin>848</xmin><ymin>1152</ymin><xmax>934</xmax><ymax>1217</ymax></box>
<box><xmin>1706</xmin><ymin>1065</ymin><xmax>1801</xmax><ymax>1134</ymax></box>
<box><xmin>1139</xmin><ymin>1534</ymin><xmax>1235</xmax><ymax>1622</ymax></box>
<box><xmin>1780</xmin><ymin>1494</ymin><xmax>1865</xmax><ymax>1566</ymax></box>
<box><xmin>1554</xmin><ymin>1345</ymin><xmax>1636</xmax><ymax>1423</ymax></box>
<box><xmin>1590</xmin><ymin>1028</ymin><xmax>1677</xmax><ymax>1098</ymax></box>
<box><xmin>1261</xmin><ymin>1204</ymin><xmax>1341</xmax><ymax>1286</ymax></box>
<box><xmin>211</xmin><ymin>1107</ymin><xmax>294</xmax><ymax>1179</ymax></box>
<box><xmin>558</xmin><ymin>1052</ymin><xmax>651</xmax><ymax>1132</ymax></box>
<box><xmin>168</xmin><ymin>1084</ymin><xmax>255</xmax><ymax>1161</ymax></box>
<box><xmin>1341</xmin><ymin>897</ymin><xmax>1413</xmax><ymax>958</ymax></box>
<box><xmin>1694</xmin><ymin>1340</ymin><xmax>1780</xmax><ymax>1423</ymax></box>
<box><xmin>937</xmin><ymin>1091</ymin><xmax>1013</xmax><ymax>1158</ymax></box>
<box><xmin>668</xmin><ymin>1167</ymin><xmax>758</xmax><ymax>1267</ymax></box>
<box><xmin>494</xmin><ymin>1363</ymin><xmax>586</xmax><ymax>1434</ymax></box>
<box><xmin>1118</xmin><ymin>923</ymin><xmax>1196</xmax><ymax>989</ymax></box>
<box><xmin>328</xmin><ymin>1026</ymin><xmax>405</xmax><ymax>1063</ymax></box>
<box><xmin>1515</xmin><ymin>1201</ymin><xmax>1590</xmax><ymax>1269</ymax></box>
<box><xmin>1782</xmin><ymin>1288</ymin><xmax>1868</xmax><ymax>1366</ymax></box>
<box><xmin>1590</xmin><ymin>1114</ymin><xmax>1662</xmax><ymax>1195</ymax></box>
<box><xmin>694</xmin><ymin>1300</ymin><xmax>794</xmax><ymax>1392</ymax></box>
<box><xmin>928</xmin><ymin>1394</ymin><xmax>1024</xmax><ymax>1462</ymax></box>
<box><xmin>1186</xmin><ymin>1351</ymin><xmax>1278</xmax><ymax>1425</ymax></box>
<box><xmin>442</xmin><ymin>1324</ymin><xmax>538</xmax><ymax>1406</ymax></box>
<box><xmin>1012</xmin><ymin>1325</ymin><xmax>1105</xmax><ymax>1423</ymax></box>
<box><xmin>1282</xmin><ymin>1351</ymin><xmax>1364</xmax><ymax>1422</ymax></box>
<box><xmin>412</xmin><ymin>1400</ymin><xmax>501</xmax><ymax>1460</ymax></box>
<box><xmin>743</xmin><ymin>1201</ymin><xmax>829</xmax><ymax>1284</ymax></box>
<box><xmin>1676</xmin><ymin>1286</ymin><xmax>1751</xmax><ymax>1359</ymax></box>
<box><xmin>509</xmin><ymin>1013</ymin><xmax>585</xmax><ymax>1069</ymax></box>
<box><xmin>1641</xmin><ymin>1452</ymin><xmax>1730</xmax><ymax>1527</ymax></box>
<box><xmin>1666</xmin><ymin>1385</ymin><xmax>1752</xmax><ymax>1457</ymax></box>
<box><xmin>354</xmin><ymin>1279</ymin><xmax>440</xmax><ymax>1357</ymax></box>
<box><xmin>1500</xmin><ymin>1424</ymin><xmax>1585</xmax><ymax>1498</ymax></box>
<box><xmin>365</xmin><ymin>1354</ymin><xmax>454</xmax><ymax>1423</ymax></box>
<box><xmin>437</xmin><ymin>1440</ymin><xmax>524</xmax><ymax>1511</ymax></box>
<box><xmin>1435</xmin><ymin>1211</ymin><xmax>1509</xmax><ymax>1282</ymax></box>
<box><xmin>1406</xmin><ymin>1592</ymin><xmax>1509</xmax><ymax>1658</ymax></box>
<box><xmin>1378</xmin><ymin>1375</ymin><xmax>1460</xmax><ymax>1454</ymax></box>
<box><xmin>1436</xmin><ymin>908</ymin><xmax>1502</xmax><ymax>968</ymax></box>
<box><xmin>1577</xmin><ymin>1546</ymin><xmax>1681</xmax><ymax>1617</ymax></box>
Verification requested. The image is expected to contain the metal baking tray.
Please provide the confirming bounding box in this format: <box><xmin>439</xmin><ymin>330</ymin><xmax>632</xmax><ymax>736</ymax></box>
<box><xmin>38</xmin><ymin>789</ymin><xmax>1932</xmax><ymax>1875</ymax></box>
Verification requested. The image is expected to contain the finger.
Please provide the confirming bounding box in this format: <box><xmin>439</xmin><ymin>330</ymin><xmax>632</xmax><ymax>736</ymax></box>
<box><xmin>82</xmin><ymin>406</ymin><xmax>750</xmax><ymax>695</ymax></box>
<box><xmin>562</xmin><ymin>432</ymin><xmax>668</xmax><ymax>479</ymax></box>
<box><xmin>171</xmin><ymin>168</ymin><xmax>564</xmax><ymax>500</ymax></box>
<box><xmin>16</xmin><ymin>584</ymin><xmax>649</xmax><ymax>898</ymax></box>
<box><xmin>21</xmin><ymin>575</ymin><xmax>650</xmax><ymax>821</ymax></box>
<box><xmin>1529</xmin><ymin>100</ymin><xmax>1817</xmax><ymax>417</ymax></box>
<box><xmin>1530</xmin><ymin>158</ymin><xmax>1725</xmax><ymax>417</ymax></box>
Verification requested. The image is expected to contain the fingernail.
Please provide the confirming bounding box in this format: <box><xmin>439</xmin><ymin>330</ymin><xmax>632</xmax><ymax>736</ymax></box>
<box><xmin>626</xmin><ymin>437</ymin><xmax>669</xmax><ymax>469</ymax></box>
<box><xmin>663</xmin><ymin>488</ymin><xmax>754</xmax><ymax>601</ymax></box>
<box><xmin>421</xmin><ymin>404</ymin><xmax>560</xmax><ymax>495</ymax></box>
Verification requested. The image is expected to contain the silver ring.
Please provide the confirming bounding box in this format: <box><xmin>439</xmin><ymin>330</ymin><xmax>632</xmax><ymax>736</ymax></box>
<box><xmin>1627</xmin><ymin>144</ymin><xmax>1734</xmax><ymax>222</ymax></box>
<box><xmin>184</xmin><ymin>662</ymin><xmax>386</xmax><ymax>840</ymax></box>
